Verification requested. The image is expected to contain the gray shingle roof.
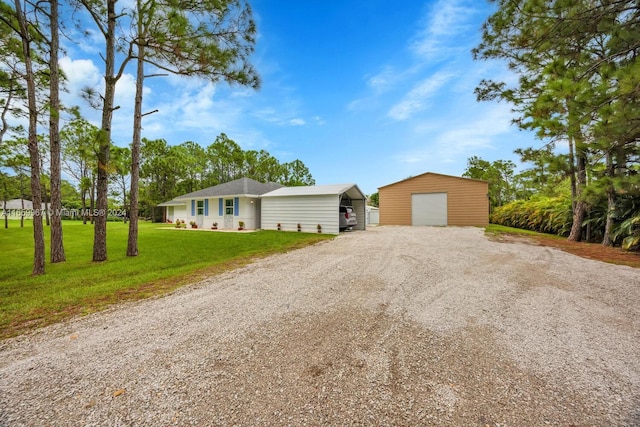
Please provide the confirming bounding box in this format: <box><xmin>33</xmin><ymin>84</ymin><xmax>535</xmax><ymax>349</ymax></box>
<box><xmin>174</xmin><ymin>177</ymin><xmax>284</xmax><ymax>200</ymax></box>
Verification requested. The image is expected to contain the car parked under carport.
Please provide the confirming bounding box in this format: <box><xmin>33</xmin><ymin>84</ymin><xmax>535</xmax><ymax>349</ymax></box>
<box><xmin>260</xmin><ymin>183</ymin><xmax>367</xmax><ymax>234</ymax></box>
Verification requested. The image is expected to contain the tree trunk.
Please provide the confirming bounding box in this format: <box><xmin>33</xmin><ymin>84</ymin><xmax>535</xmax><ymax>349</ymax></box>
<box><xmin>3</xmin><ymin>188</ymin><xmax>7</xmax><ymax>228</ymax></box>
<box><xmin>81</xmin><ymin>190</ymin><xmax>87</xmax><ymax>224</ymax></box>
<box><xmin>15</xmin><ymin>0</ymin><xmax>45</xmax><ymax>275</ymax></box>
<box><xmin>93</xmin><ymin>139</ymin><xmax>110</xmax><ymax>261</ymax></box>
<box><xmin>127</xmin><ymin>20</ymin><xmax>145</xmax><ymax>257</ymax></box>
<box><xmin>92</xmin><ymin>0</ymin><xmax>117</xmax><ymax>262</ymax></box>
<box><xmin>585</xmin><ymin>210</ymin><xmax>591</xmax><ymax>242</ymax></box>
<box><xmin>568</xmin><ymin>200</ymin><xmax>587</xmax><ymax>241</ymax></box>
<box><xmin>567</xmin><ymin>136</ymin><xmax>577</xmax><ymax>213</ymax></box>
<box><xmin>19</xmin><ymin>180</ymin><xmax>24</xmax><ymax>228</ymax></box>
<box><xmin>49</xmin><ymin>0</ymin><xmax>66</xmax><ymax>263</ymax></box>
<box><xmin>568</xmin><ymin>144</ymin><xmax>587</xmax><ymax>242</ymax></box>
<box><xmin>567</xmin><ymin>97</ymin><xmax>586</xmax><ymax>243</ymax></box>
<box><xmin>122</xmin><ymin>178</ymin><xmax>127</xmax><ymax>223</ymax></box>
<box><xmin>603</xmin><ymin>189</ymin><xmax>615</xmax><ymax>246</ymax></box>
<box><xmin>602</xmin><ymin>151</ymin><xmax>615</xmax><ymax>246</ymax></box>
<box><xmin>42</xmin><ymin>179</ymin><xmax>49</xmax><ymax>226</ymax></box>
<box><xmin>90</xmin><ymin>174</ymin><xmax>95</xmax><ymax>224</ymax></box>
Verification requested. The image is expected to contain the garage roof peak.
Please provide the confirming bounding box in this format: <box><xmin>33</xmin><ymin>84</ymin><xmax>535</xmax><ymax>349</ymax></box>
<box><xmin>378</xmin><ymin>171</ymin><xmax>489</xmax><ymax>189</ymax></box>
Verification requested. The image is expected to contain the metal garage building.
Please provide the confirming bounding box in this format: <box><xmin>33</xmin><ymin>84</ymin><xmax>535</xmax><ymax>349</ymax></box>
<box><xmin>261</xmin><ymin>184</ymin><xmax>367</xmax><ymax>234</ymax></box>
<box><xmin>378</xmin><ymin>172</ymin><xmax>489</xmax><ymax>226</ymax></box>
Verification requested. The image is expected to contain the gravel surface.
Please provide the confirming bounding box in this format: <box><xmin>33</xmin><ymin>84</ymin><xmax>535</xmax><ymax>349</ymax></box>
<box><xmin>1</xmin><ymin>226</ymin><xmax>639</xmax><ymax>426</ymax></box>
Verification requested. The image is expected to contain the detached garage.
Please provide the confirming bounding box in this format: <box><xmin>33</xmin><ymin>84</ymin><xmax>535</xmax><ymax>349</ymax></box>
<box><xmin>261</xmin><ymin>184</ymin><xmax>367</xmax><ymax>234</ymax></box>
<box><xmin>378</xmin><ymin>172</ymin><xmax>489</xmax><ymax>226</ymax></box>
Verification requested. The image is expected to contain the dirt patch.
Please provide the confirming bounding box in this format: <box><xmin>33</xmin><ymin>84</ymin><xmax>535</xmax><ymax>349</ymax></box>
<box><xmin>491</xmin><ymin>232</ymin><xmax>640</xmax><ymax>268</ymax></box>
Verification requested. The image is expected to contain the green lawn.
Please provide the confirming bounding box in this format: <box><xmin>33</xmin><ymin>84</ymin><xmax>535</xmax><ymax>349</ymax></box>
<box><xmin>484</xmin><ymin>223</ymin><xmax>549</xmax><ymax>237</ymax></box>
<box><xmin>0</xmin><ymin>220</ymin><xmax>333</xmax><ymax>339</ymax></box>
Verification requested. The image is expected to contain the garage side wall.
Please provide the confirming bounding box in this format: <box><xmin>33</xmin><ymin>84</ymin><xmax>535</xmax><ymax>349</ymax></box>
<box><xmin>261</xmin><ymin>195</ymin><xmax>341</xmax><ymax>234</ymax></box>
<box><xmin>379</xmin><ymin>174</ymin><xmax>489</xmax><ymax>226</ymax></box>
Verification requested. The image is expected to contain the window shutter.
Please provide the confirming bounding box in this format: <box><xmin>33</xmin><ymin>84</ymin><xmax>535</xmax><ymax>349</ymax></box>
<box><xmin>234</xmin><ymin>197</ymin><xmax>239</xmax><ymax>216</ymax></box>
<box><xmin>204</xmin><ymin>199</ymin><xmax>209</xmax><ymax>216</ymax></box>
<box><xmin>191</xmin><ymin>200</ymin><xmax>195</xmax><ymax>216</ymax></box>
<box><xmin>219</xmin><ymin>198</ymin><xmax>223</xmax><ymax>216</ymax></box>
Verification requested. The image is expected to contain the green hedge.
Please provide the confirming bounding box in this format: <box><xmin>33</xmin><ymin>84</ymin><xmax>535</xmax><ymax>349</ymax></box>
<box><xmin>490</xmin><ymin>196</ymin><xmax>573</xmax><ymax>236</ymax></box>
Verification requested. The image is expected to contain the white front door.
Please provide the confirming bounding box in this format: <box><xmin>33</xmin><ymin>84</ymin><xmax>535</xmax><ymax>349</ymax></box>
<box><xmin>196</xmin><ymin>200</ymin><xmax>204</xmax><ymax>228</ymax></box>
<box><xmin>223</xmin><ymin>198</ymin><xmax>234</xmax><ymax>229</ymax></box>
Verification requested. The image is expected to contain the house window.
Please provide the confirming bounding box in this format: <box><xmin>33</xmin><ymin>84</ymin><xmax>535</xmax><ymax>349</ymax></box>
<box><xmin>225</xmin><ymin>199</ymin><xmax>234</xmax><ymax>215</ymax></box>
<box><xmin>197</xmin><ymin>200</ymin><xmax>204</xmax><ymax>215</ymax></box>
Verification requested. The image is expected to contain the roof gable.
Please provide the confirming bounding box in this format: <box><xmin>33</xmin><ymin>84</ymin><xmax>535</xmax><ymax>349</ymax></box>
<box><xmin>378</xmin><ymin>172</ymin><xmax>488</xmax><ymax>189</ymax></box>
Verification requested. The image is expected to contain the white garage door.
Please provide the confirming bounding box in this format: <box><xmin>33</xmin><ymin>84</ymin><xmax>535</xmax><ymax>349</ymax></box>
<box><xmin>412</xmin><ymin>193</ymin><xmax>447</xmax><ymax>226</ymax></box>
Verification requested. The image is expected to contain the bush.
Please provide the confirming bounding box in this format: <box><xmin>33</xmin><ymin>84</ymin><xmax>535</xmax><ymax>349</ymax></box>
<box><xmin>491</xmin><ymin>196</ymin><xmax>572</xmax><ymax>236</ymax></box>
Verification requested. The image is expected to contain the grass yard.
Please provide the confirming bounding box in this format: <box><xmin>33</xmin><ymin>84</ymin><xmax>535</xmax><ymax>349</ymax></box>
<box><xmin>0</xmin><ymin>220</ymin><xmax>333</xmax><ymax>339</ymax></box>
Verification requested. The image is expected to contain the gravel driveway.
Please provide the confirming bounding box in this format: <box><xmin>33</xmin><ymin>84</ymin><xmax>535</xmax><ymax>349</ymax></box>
<box><xmin>1</xmin><ymin>226</ymin><xmax>639</xmax><ymax>426</ymax></box>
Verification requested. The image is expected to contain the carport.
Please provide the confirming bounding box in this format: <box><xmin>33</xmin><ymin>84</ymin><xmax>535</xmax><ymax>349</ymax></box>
<box><xmin>261</xmin><ymin>184</ymin><xmax>367</xmax><ymax>234</ymax></box>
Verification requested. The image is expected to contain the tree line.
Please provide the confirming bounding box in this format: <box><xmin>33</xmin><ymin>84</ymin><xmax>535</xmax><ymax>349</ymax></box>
<box><xmin>466</xmin><ymin>0</ymin><xmax>639</xmax><ymax>250</ymax></box>
<box><xmin>2</xmin><ymin>126</ymin><xmax>314</xmax><ymax>222</ymax></box>
<box><xmin>139</xmin><ymin>133</ymin><xmax>315</xmax><ymax>221</ymax></box>
<box><xmin>1</xmin><ymin>0</ymin><xmax>260</xmax><ymax>274</ymax></box>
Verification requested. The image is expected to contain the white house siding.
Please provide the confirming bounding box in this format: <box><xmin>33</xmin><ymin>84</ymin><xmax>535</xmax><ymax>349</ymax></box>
<box><xmin>180</xmin><ymin>197</ymin><xmax>261</xmax><ymax>229</ymax></box>
<box><xmin>206</xmin><ymin>198</ymin><xmax>223</xmax><ymax>229</ymax></box>
<box><xmin>172</xmin><ymin>206</ymin><xmax>187</xmax><ymax>223</ymax></box>
<box><xmin>236</xmin><ymin>197</ymin><xmax>260</xmax><ymax>229</ymax></box>
<box><xmin>262</xmin><ymin>195</ymin><xmax>341</xmax><ymax>234</ymax></box>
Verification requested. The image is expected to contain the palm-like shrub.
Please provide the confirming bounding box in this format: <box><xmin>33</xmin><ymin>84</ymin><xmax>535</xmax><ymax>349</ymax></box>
<box><xmin>491</xmin><ymin>196</ymin><xmax>572</xmax><ymax>236</ymax></box>
<box><xmin>610</xmin><ymin>196</ymin><xmax>640</xmax><ymax>250</ymax></box>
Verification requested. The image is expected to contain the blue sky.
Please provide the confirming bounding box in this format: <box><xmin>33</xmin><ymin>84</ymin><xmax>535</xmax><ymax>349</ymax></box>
<box><xmin>59</xmin><ymin>0</ymin><xmax>539</xmax><ymax>196</ymax></box>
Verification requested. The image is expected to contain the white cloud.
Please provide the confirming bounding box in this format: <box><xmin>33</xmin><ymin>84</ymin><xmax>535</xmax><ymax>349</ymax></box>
<box><xmin>59</xmin><ymin>56</ymin><xmax>153</xmax><ymax>145</ymax></box>
<box><xmin>59</xmin><ymin>56</ymin><xmax>102</xmax><ymax>100</ymax></box>
<box><xmin>410</xmin><ymin>0</ymin><xmax>480</xmax><ymax>61</ymax></box>
<box><xmin>388</xmin><ymin>71</ymin><xmax>455</xmax><ymax>121</ymax></box>
<box><xmin>122</xmin><ymin>81</ymin><xmax>226</xmax><ymax>143</ymax></box>
<box><xmin>232</xmin><ymin>129</ymin><xmax>274</xmax><ymax>150</ymax></box>
<box><xmin>158</xmin><ymin>83</ymin><xmax>240</xmax><ymax>133</ymax></box>
<box><xmin>254</xmin><ymin>108</ymin><xmax>285</xmax><ymax>124</ymax></box>
<box><xmin>163</xmin><ymin>72</ymin><xmax>216</xmax><ymax>91</ymax></box>
<box><xmin>366</xmin><ymin>65</ymin><xmax>399</xmax><ymax>92</ymax></box>
<box><xmin>114</xmin><ymin>73</ymin><xmax>139</xmax><ymax>111</ymax></box>
<box><xmin>394</xmin><ymin>103</ymin><xmax>515</xmax><ymax>167</ymax></box>
<box><xmin>253</xmin><ymin>105</ymin><xmax>308</xmax><ymax>127</ymax></box>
